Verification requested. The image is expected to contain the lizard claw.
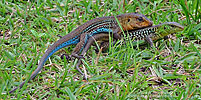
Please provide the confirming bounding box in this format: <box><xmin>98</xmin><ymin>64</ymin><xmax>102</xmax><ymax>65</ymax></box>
<box><xmin>83</xmin><ymin>74</ymin><xmax>88</xmax><ymax>81</ymax></box>
<box><xmin>76</xmin><ymin>58</ymin><xmax>88</xmax><ymax>81</ymax></box>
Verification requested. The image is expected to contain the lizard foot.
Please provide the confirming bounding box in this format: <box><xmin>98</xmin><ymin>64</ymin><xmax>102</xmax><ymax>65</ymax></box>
<box><xmin>57</xmin><ymin>34</ymin><xmax>63</xmax><ymax>38</ymax></box>
<box><xmin>71</xmin><ymin>53</ymin><xmax>85</xmax><ymax>59</ymax></box>
<box><xmin>61</xmin><ymin>54</ymin><xmax>71</xmax><ymax>61</ymax></box>
<box><xmin>76</xmin><ymin>58</ymin><xmax>88</xmax><ymax>81</ymax></box>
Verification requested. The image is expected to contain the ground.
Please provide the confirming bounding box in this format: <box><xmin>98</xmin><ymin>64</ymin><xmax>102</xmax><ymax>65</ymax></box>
<box><xmin>0</xmin><ymin>0</ymin><xmax>201</xmax><ymax>99</ymax></box>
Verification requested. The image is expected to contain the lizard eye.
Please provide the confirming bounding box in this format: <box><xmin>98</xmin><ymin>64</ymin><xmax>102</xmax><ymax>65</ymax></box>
<box><xmin>128</xmin><ymin>18</ymin><xmax>130</xmax><ymax>22</ymax></box>
<box><xmin>170</xmin><ymin>25</ymin><xmax>175</xmax><ymax>27</ymax></box>
<box><xmin>137</xmin><ymin>17</ymin><xmax>143</xmax><ymax>22</ymax></box>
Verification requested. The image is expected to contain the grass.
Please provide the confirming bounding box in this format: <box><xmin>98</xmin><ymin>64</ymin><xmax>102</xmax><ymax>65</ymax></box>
<box><xmin>0</xmin><ymin>0</ymin><xmax>201</xmax><ymax>99</ymax></box>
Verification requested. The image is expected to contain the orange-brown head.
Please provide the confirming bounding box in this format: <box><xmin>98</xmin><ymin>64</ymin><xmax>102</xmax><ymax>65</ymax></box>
<box><xmin>117</xmin><ymin>13</ymin><xmax>153</xmax><ymax>31</ymax></box>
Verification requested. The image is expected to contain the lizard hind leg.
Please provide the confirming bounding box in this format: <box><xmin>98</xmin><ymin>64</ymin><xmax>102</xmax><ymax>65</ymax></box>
<box><xmin>70</xmin><ymin>33</ymin><xmax>87</xmax><ymax>59</ymax></box>
<box><xmin>70</xmin><ymin>33</ymin><xmax>89</xmax><ymax>76</ymax></box>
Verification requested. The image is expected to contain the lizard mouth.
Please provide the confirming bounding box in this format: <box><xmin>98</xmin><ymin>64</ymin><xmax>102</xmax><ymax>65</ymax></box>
<box><xmin>128</xmin><ymin>25</ymin><xmax>152</xmax><ymax>32</ymax></box>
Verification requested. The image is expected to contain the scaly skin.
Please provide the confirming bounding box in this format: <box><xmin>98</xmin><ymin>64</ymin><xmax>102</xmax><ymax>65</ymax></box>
<box><xmin>124</xmin><ymin>22</ymin><xmax>184</xmax><ymax>44</ymax></box>
<box><xmin>98</xmin><ymin>22</ymin><xmax>184</xmax><ymax>51</ymax></box>
<box><xmin>9</xmin><ymin>13</ymin><xmax>153</xmax><ymax>93</ymax></box>
<box><xmin>75</xmin><ymin>22</ymin><xmax>184</xmax><ymax>76</ymax></box>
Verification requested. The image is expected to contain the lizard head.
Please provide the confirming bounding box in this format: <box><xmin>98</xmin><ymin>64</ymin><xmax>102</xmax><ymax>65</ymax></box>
<box><xmin>156</xmin><ymin>22</ymin><xmax>184</xmax><ymax>38</ymax></box>
<box><xmin>117</xmin><ymin>13</ymin><xmax>153</xmax><ymax>30</ymax></box>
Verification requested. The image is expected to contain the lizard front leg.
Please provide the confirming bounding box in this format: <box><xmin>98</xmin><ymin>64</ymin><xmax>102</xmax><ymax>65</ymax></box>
<box><xmin>112</xmin><ymin>28</ymin><xmax>122</xmax><ymax>39</ymax></box>
<box><xmin>94</xmin><ymin>28</ymin><xmax>122</xmax><ymax>53</ymax></box>
<box><xmin>95</xmin><ymin>27</ymin><xmax>122</xmax><ymax>52</ymax></box>
<box><xmin>145</xmin><ymin>36</ymin><xmax>154</xmax><ymax>47</ymax></box>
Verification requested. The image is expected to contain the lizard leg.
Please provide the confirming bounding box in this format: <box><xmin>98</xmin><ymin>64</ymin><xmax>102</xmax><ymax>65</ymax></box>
<box><xmin>113</xmin><ymin>29</ymin><xmax>122</xmax><ymax>39</ymax></box>
<box><xmin>71</xmin><ymin>33</ymin><xmax>87</xmax><ymax>59</ymax></box>
<box><xmin>113</xmin><ymin>33</ymin><xmax>121</xmax><ymax>39</ymax></box>
<box><xmin>70</xmin><ymin>33</ymin><xmax>88</xmax><ymax>76</ymax></box>
<box><xmin>95</xmin><ymin>39</ymin><xmax>119</xmax><ymax>53</ymax></box>
<box><xmin>57</xmin><ymin>34</ymin><xmax>75</xmax><ymax>60</ymax></box>
<box><xmin>95</xmin><ymin>28</ymin><xmax>122</xmax><ymax>52</ymax></box>
<box><xmin>60</xmin><ymin>54</ymin><xmax>71</xmax><ymax>62</ymax></box>
<box><xmin>94</xmin><ymin>28</ymin><xmax>121</xmax><ymax>53</ymax></box>
<box><xmin>95</xmin><ymin>41</ymin><xmax>110</xmax><ymax>53</ymax></box>
<box><xmin>76</xmin><ymin>34</ymin><xmax>110</xmax><ymax>80</ymax></box>
<box><xmin>145</xmin><ymin>36</ymin><xmax>154</xmax><ymax>47</ymax></box>
<box><xmin>76</xmin><ymin>59</ymin><xmax>88</xmax><ymax>80</ymax></box>
<box><xmin>75</xmin><ymin>34</ymin><xmax>97</xmax><ymax>80</ymax></box>
<box><xmin>75</xmin><ymin>35</ymin><xmax>95</xmax><ymax>80</ymax></box>
<box><xmin>76</xmin><ymin>59</ymin><xmax>84</xmax><ymax>76</ymax></box>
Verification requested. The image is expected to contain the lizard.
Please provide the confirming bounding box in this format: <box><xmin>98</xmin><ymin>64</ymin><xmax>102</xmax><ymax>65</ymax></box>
<box><xmin>75</xmin><ymin>22</ymin><xmax>184</xmax><ymax>75</ymax></box>
<box><xmin>9</xmin><ymin>13</ymin><xmax>153</xmax><ymax>93</ymax></box>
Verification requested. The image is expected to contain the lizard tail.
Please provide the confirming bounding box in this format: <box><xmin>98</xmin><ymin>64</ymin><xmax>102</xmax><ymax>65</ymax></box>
<box><xmin>9</xmin><ymin>37</ymin><xmax>80</xmax><ymax>93</ymax></box>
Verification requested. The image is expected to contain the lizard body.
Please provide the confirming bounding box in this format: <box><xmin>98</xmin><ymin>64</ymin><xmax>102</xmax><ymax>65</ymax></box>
<box><xmin>9</xmin><ymin>13</ymin><xmax>153</xmax><ymax>93</ymax></box>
